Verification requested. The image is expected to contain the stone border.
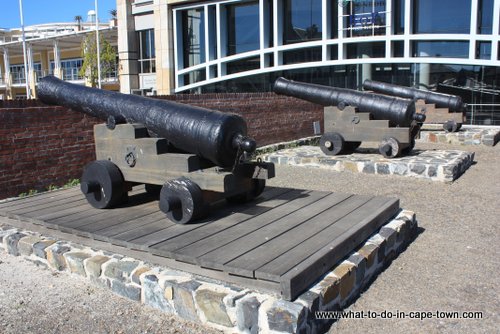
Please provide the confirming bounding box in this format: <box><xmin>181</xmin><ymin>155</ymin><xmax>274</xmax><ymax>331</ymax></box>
<box><xmin>260</xmin><ymin>146</ymin><xmax>475</xmax><ymax>183</ymax></box>
<box><xmin>0</xmin><ymin>210</ymin><xmax>417</xmax><ymax>333</ymax></box>
<box><xmin>418</xmin><ymin>127</ymin><xmax>500</xmax><ymax>146</ymax></box>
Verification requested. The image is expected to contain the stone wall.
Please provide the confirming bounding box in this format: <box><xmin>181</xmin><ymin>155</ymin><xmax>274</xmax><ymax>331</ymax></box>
<box><xmin>0</xmin><ymin>95</ymin><xmax>322</xmax><ymax>199</ymax></box>
<box><xmin>0</xmin><ymin>208</ymin><xmax>417</xmax><ymax>333</ymax></box>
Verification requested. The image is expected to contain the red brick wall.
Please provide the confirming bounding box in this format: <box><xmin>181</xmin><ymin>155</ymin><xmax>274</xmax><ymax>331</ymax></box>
<box><xmin>0</xmin><ymin>93</ymin><xmax>322</xmax><ymax>199</ymax></box>
<box><xmin>0</xmin><ymin>106</ymin><xmax>100</xmax><ymax>199</ymax></box>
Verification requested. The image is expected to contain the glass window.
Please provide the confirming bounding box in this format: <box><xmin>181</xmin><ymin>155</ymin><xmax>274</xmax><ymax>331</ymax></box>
<box><xmin>226</xmin><ymin>56</ymin><xmax>260</xmax><ymax>74</ymax></box>
<box><xmin>282</xmin><ymin>47</ymin><xmax>322</xmax><ymax>65</ymax></box>
<box><xmin>477</xmin><ymin>0</ymin><xmax>494</xmax><ymax>34</ymax></box>
<box><xmin>227</xmin><ymin>1</ymin><xmax>260</xmax><ymax>55</ymax></box>
<box><xmin>393</xmin><ymin>0</ymin><xmax>404</xmax><ymax>35</ymax></box>
<box><xmin>476</xmin><ymin>41</ymin><xmax>491</xmax><ymax>60</ymax></box>
<box><xmin>331</xmin><ymin>1</ymin><xmax>338</xmax><ymax>39</ymax></box>
<box><xmin>183</xmin><ymin>69</ymin><xmax>206</xmax><ymax>86</ymax></box>
<box><xmin>137</xmin><ymin>29</ymin><xmax>156</xmax><ymax>73</ymax></box>
<box><xmin>181</xmin><ymin>8</ymin><xmax>205</xmax><ymax>68</ymax></box>
<box><xmin>412</xmin><ymin>41</ymin><xmax>469</xmax><ymax>58</ymax></box>
<box><xmin>346</xmin><ymin>42</ymin><xmax>385</xmax><ymax>59</ymax></box>
<box><xmin>283</xmin><ymin>0</ymin><xmax>322</xmax><ymax>44</ymax></box>
<box><xmin>10</xmin><ymin>63</ymin><xmax>42</xmax><ymax>83</ymax></box>
<box><xmin>343</xmin><ymin>0</ymin><xmax>387</xmax><ymax>37</ymax></box>
<box><xmin>413</xmin><ymin>0</ymin><xmax>471</xmax><ymax>34</ymax></box>
<box><xmin>392</xmin><ymin>41</ymin><xmax>404</xmax><ymax>57</ymax></box>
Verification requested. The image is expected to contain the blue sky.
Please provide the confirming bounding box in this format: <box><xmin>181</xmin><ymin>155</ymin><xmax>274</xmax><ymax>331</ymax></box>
<box><xmin>0</xmin><ymin>0</ymin><xmax>116</xmax><ymax>29</ymax></box>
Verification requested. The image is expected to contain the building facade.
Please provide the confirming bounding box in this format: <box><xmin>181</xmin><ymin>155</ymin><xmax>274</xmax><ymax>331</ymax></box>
<box><xmin>120</xmin><ymin>0</ymin><xmax>500</xmax><ymax>123</ymax></box>
<box><xmin>0</xmin><ymin>18</ymin><xmax>118</xmax><ymax>100</ymax></box>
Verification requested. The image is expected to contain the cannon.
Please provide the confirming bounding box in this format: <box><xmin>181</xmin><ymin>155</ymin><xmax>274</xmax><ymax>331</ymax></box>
<box><xmin>363</xmin><ymin>80</ymin><xmax>466</xmax><ymax>132</ymax></box>
<box><xmin>38</xmin><ymin>76</ymin><xmax>274</xmax><ymax>224</ymax></box>
<box><xmin>273</xmin><ymin>77</ymin><xmax>426</xmax><ymax>158</ymax></box>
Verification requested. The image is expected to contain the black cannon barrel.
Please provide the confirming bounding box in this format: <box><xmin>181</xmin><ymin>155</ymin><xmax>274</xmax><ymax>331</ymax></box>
<box><xmin>363</xmin><ymin>79</ymin><xmax>466</xmax><ymax>112</ymax></box>
<box><xmin>37</xmin><ymin>76</ymin><xmax>255</xmax><ymax>168</ymax></box>
<box><xmin>273</xmin><ymin>77</ymin><xmax>424</xmax><ymax>127</ymax></box>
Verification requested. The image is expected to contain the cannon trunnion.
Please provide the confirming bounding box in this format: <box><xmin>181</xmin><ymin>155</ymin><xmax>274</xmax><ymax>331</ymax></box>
<box><xmin>273</xmin><ymin>77</ymin><xmax>424</xmax><ymax>158</ymax></box>
<box><xmin>38</xmin><ymin>76</ymin><xmax>274</xmax><ymax>224</ymax></box>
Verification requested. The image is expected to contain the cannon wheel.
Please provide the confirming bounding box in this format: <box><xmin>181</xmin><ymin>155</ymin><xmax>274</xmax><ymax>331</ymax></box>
<box><xmin>80</xmin><ymin>160</ymin><xmax>127</xmax><ymax>209</ymax></box>
<box><xmin>379</xmin><ymin>137</ymin><xmax>402</xmax><ymax>158</ymax></box>
<box><xmin>159</xmin><ymin>177</ymin><xmax>208</xmax><ymax>224</ymax></box>
<box><xmin>443</xmin><ymin>120</ymin><xmax>461</xmax><ymax>133</ymax></box>
<box><xmin>226</xmin><ymin>179</ymin><xmax>266</xmax><ymax>204</ymax></box>
<box><xmin>320</xmin><ymin>132</ymin><xmax>345</xmax><ymax>155</ymax></box>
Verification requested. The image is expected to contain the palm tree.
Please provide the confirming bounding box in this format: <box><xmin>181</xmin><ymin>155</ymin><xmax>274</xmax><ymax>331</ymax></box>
<box><xmin>109</xmin><ymin>9</ymin><xmax>117</xmax><ymax>20</ymax></box>
<box><xmin>74</xmin><ymin>15</ymin><xmax>82</xmax><ymax>30</ymax></box>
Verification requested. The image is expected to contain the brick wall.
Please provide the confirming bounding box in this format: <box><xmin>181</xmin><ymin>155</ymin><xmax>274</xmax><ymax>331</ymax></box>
<box><xmin>0</xmin><ymin>93</ymin><xmax>322</xmax><ymax>199</ymax></box>
<box><xmin>0</xmin><ymin>106</ymin><xmax>100</xmax><ymax>199</ymax></box>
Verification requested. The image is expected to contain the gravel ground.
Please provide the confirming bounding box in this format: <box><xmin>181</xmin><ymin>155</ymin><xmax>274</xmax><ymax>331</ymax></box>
<box><xmin>0</xmin><ymin>140</ymin><xmax>498</xmax><ymax>333</ymax></box>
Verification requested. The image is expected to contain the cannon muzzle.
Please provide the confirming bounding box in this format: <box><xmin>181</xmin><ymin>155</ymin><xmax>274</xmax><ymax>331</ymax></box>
<box><xmin>363</xmin><ymin>79</ymin><xmax>466</xmax><ymax>112</ymax></box>
<box><xmin>38</xmin><ymin>76</ymin><xmax>255</xmax><ymax>168</ymax></box>
<box><xmin>274</xmin><ymin>77</ymin><xmax>424</xmax><ymax>127</ymax></box>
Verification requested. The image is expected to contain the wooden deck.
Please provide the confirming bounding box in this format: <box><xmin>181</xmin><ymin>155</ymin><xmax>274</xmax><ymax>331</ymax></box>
<box><xmin>0</xmin><ymin>186</ymin><xmax>399</xmax><ymax>300</ymax></box>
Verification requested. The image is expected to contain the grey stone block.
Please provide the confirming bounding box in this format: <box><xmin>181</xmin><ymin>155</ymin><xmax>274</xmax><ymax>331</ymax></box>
<box><xmin>362</xmin><ymin>163</ymin><xmax>375</xmax><ymax>174</ymax></box>
<box><xmin>348</xmin><ymin>253</ymin><xmax>367</xmax><ymax>286</ymax></box>
<box><xmin>46</xmin><ymin>243</ymin><xmax>71</xmax><ymax>271</ymax></box>
<box><xmin>18</xmin><ymin>235</ymin><xmax>42</xmax><ymax>256</ymax></box>
<box><xmin>171</xmin><ymin>280</ymin><xmax>201</xmax><ymax>322</ymax></box>
<box><xmin>110</xmin><ymin>279</ymin><xmax>141</xmax><ymax>301</ymax></box>
<box><xmin>5</xmin><ymin>232</ymin><xmax>27</xmax><ymax>256</ymax></box>
<box><xmin>84</xmin><ymin>255</ymin><xmax>110</xmax><ymax>278</ymax></box>
<box><xmin>142</xmin><ymin>274</ymin><xmax>174</xmax><ymax>313</ymax></box>
<box><xmin>195</xmin><ymin>289</ymin><xmax>232</xmax><ymax>327</ymax></box>
<box><xmin>64</xmin><ymin>252</ymin><xmax>91</xmax><ymax>276</ymax></box>
<box><xmin>103</xmin><ymin>260</ymin><xmax>139</xmax><ymax>283</ymax></box>
<box><xmin>379</xmin><ymin>227</ymin><xmax>397</xmax><ymax>250</ymax></box>
<box><xmin>236</xmin><ymin>296</ymin><xmax>261</xmax><ymax>334</ymax></box>
<box><xmin>267</xmin><ymin>300</ymin><xmax>306</xmax><ymax>333</ymax></box>
<box><xmin>32</xmin><ymin>240</ymin><xmax>56</xmax><ymax>259</ymax></box>
<box><xmin>376</xmin><ymin>163</ymin><xmax>390</xmax><ymax>175</ymax></box>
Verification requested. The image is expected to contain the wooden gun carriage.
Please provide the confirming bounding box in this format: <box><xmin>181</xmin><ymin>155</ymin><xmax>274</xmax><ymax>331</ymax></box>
<box><xmin>363</xmin><ymin>79</ymin><xmax>467</xmax><ymax>132</ymax></box>
<box><xmin>38</xmin><ymin>76</ymin><xmax>274</xmax><ymax>224</ymax></box>
<box><xmin>273</xmin><ymin>77</ymin><xmax>426</xmax><ymax>158</ymax></box>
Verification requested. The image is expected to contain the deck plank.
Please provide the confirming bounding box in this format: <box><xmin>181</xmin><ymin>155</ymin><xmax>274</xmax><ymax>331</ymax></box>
<box><xmin>148</xmin><ymin>189</ymin><xmax>310</xmax><ymax>259</ymax></box>
<box><xmin>141</xmin><ymin>187</ymin><xmax>294</xmax><ymax>254</ymax></box>
<box><xmin>0</xmin><ymin>187</ymin><xmax>81</xmax><ymax>210</ymax></box>
<box><xmin>195</xmin><ymin>192</ymin><xmax>346</xmax><ymax>275</ymax></box>
<box><xmin>224</xmin><ymin>194</ymin><xmax>372</xmax><ymax>277</ymax></box>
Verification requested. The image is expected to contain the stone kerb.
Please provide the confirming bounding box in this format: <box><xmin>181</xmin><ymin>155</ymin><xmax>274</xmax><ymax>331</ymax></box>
<box><xmin>0</xmin><ymin>209</ymin><xmax>417</xmax><ymax>334</ymax></box>
<box><xmin>418</xmin><ymin>127</ymin><xmax>500</xmax><ymax>146</ymax></box>
<box><xmin>260</xmin><ymin>145</ymin><xmax>475</xmax><ymax>183</ymax></box>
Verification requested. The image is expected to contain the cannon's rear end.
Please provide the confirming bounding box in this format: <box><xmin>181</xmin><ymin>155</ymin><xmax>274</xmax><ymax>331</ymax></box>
<box><xmin>38</xmin><ymin>76</ymin><xmax>274</xmax><ymax>224</ymax></box>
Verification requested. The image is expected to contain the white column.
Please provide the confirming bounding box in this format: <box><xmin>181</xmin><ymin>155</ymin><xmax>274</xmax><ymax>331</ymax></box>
<box><xmin>385</xmin><ymin>0</ymin><xmax>392</xmax><ymax>58</ymax></box>
<box><xmin>469</xmin><ymin>0</ymin><xmax>478</xmax><ymax>59</ymax></box>
<box><xmin>337</xmin><ymin>1</ymin><xmax>344</xmax><ymax>60</ymax></box>
<box><xmin>491</xmin><ymin>0</ymin><xmax>500</xmax><ymax>61</ymax></box>
<box><xmin>259</xmin><ymin>0</ymin><xmax>268</xmax><ymax>67</ymax></box>
<box><xmin>2</xmin><ymin>48</ymin><xmax>10</xmax><ymax>84</ymax></box>
<box><xmin>403</xmin><ymin>0</ymin><xmax>411</xmax><ymax>58</ymax></box>
<box><xmin>273</xmin><ymin>0</ymin><xmax>283</xmax><ymax>66</ymax></box>
<box><xmin>53</xmin><ymin>40</ymin><xmax>62</xmax><ymax>79</ymax></box>
<box><xmin>322</xmin><ymin>0</ymin><xmax>330</xmax><ymax>61</ymax></box>
<box><xmin>26</xmin><ymin>43</ymin><xmax>34</xmax><ymax>97</ymax></box>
